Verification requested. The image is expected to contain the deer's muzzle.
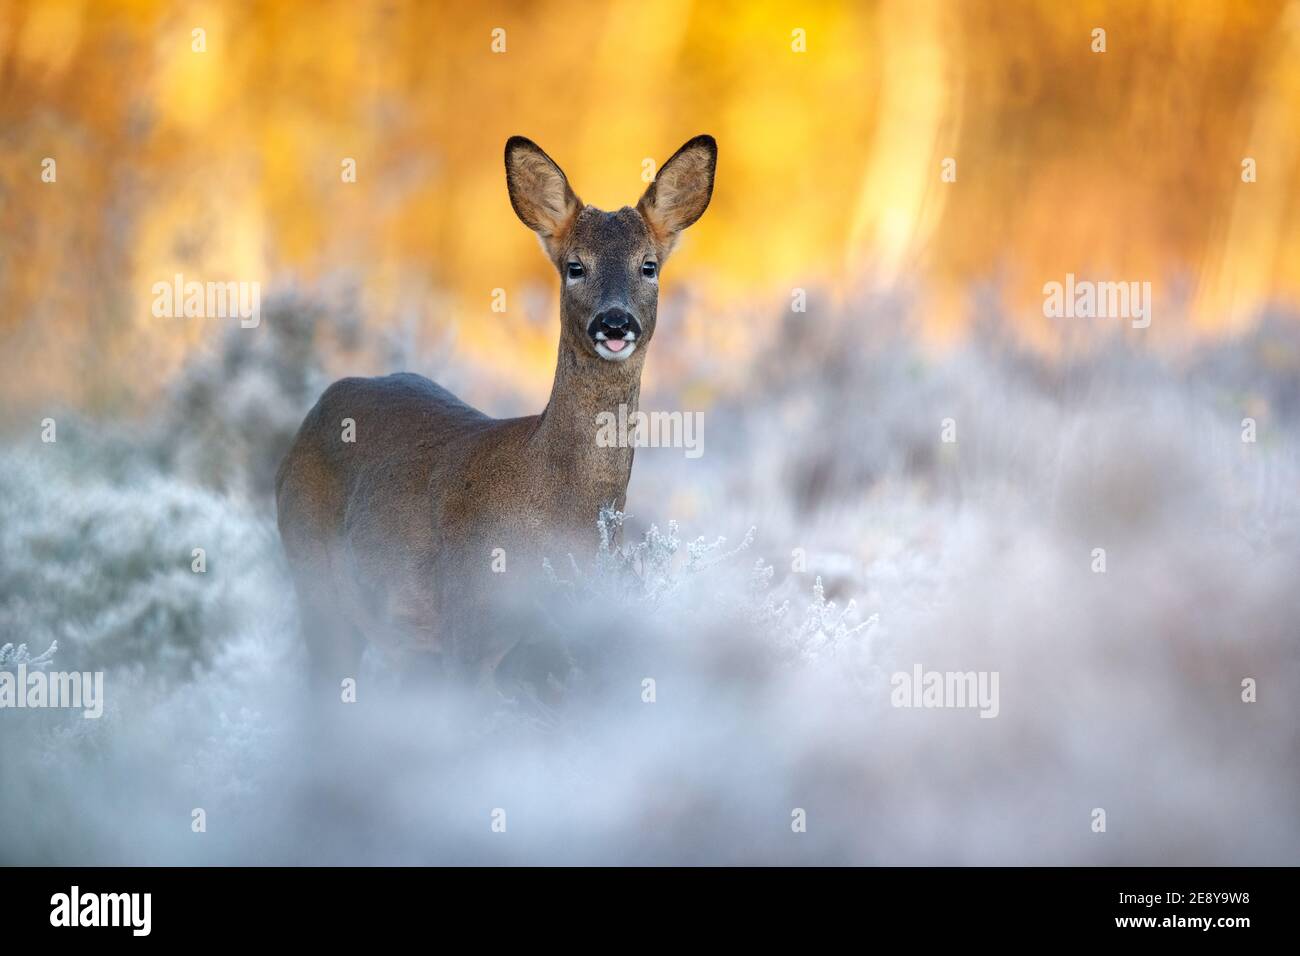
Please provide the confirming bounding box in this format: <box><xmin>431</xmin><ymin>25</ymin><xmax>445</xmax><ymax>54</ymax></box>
<box><xmin>588</xmin><ymin>309</ymin><xmax>642</xmax><ymax>361</ymax></box>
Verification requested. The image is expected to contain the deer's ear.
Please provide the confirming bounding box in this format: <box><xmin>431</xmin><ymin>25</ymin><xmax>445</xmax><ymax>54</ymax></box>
<box><xmin>637</xmin><ymin>135</ymin><xmax>716</xmax><ymax>255</ymax></box>
<box><xmin>505</xmin><ymin>137</ymin><xmax>581</xmax><ymax>247</ymax></box>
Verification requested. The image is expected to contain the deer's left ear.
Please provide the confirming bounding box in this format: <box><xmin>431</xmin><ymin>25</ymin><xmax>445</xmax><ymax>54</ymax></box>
<box><xmin>505</xmin><ymin>136</ymin><xmax>582</xmax><ymax>251</ymax></box>
<box><xmin>637</xmin><ymin>135</ymin><xmax>716</xmax><ymax>256</ymax></box>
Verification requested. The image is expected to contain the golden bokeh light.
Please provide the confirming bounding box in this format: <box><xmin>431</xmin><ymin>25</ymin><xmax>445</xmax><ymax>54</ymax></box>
<box><xmin>1</xmin><ymin>0</ymin><xmax>1297</xmax><ymax>410</ymax></box>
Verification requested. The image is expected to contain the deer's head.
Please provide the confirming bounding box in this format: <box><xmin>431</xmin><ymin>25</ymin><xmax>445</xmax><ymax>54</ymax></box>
<box><xmin>505</xmin><ymin>135</ymin><xmax>716</xmax><ymax>365</ymax></box>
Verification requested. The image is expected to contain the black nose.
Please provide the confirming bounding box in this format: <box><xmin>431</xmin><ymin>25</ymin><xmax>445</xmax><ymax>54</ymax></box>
<box><xmin>590</xmin><ymin>309</ymin><xmax>640</xmax><ymax>339</ymax></box>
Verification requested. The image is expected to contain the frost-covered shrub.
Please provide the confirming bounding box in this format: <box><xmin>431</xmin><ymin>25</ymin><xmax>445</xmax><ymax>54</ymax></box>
<box><xmin>533</xmin><ymin>507</ymin><xmax>876</xmax><ymax>714</ymax></box>
<box><xmin>0</xmin><ymin>450</ymin><xmax>286</xmax><ymax>678</ymax></box>
<box><xmin>0</xmin><ymin>640</ymin><xmax>57</xmax><ymax>670</ymax></box>
<box><xmin>155</xmin><ymin>294</ymin><xmax>364</xmax><ymax>497</ymax></box>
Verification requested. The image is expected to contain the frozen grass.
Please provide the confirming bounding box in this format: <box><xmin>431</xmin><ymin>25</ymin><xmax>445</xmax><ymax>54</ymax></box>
<box><xmin>1</xmin><ymin>296</ymin><xmax>1297</xmax><ymax>864</ymax></box>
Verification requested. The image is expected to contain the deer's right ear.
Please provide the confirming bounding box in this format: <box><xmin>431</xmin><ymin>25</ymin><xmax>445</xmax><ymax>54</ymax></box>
<box><xmin>505</xmin><ymin>137</ymin><xmax>581</xmax><ymax>249</ymax></box>
<box><xmin>637</xmin><ymin>135</ymin><xmax>717</xmax><ymax>257</ymax></box>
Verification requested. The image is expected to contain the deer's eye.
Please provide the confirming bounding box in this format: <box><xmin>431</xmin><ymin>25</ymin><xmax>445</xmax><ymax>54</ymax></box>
<box><xmin>641</xmin><ymin>261</ymin><xmax>658</xmax><ymax>278</ymax></box>
<box><xmin>566</xmin><ymin>261</ymin><xmax>585</xmax><ymax>279</ymax></box>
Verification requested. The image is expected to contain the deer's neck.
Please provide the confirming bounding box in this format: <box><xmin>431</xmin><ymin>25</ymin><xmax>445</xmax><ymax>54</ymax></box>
<box><xmin>532</xmin><ymin>338</ymin><xmax>642</xmax><ymax>519</ymax></box>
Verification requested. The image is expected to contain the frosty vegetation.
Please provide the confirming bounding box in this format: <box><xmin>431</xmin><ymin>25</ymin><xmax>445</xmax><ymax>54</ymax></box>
<box><xmin>0</xmin><ymin>640</ymin><xmax>58</xmax><ymax>670</ymax></box>
<box><xmin>1</xmin><ymin>293</ymin><xmax>1297</xmax><ymax>864</ymax></box>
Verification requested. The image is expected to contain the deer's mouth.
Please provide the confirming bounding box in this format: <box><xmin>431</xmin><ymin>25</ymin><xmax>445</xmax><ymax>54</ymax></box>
<box><xmin>593</xmin><ymin>333</ymin><xmax>637</xmax><ymax>361</ymax></box>
<box><xmin>588</xmin><ymin>313</ymin><xmax>642</xmax><ymax>362</ymax></box>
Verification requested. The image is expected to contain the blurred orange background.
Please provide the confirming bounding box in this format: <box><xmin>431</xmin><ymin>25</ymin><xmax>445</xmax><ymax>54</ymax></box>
<box><xmin>2</xmin><ymin>0</ymin><xmax>1298</xmax><ymax>412</ymax></box>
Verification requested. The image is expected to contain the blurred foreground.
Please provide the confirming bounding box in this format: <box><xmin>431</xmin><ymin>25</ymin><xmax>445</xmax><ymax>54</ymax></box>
<box><xmin>1</xmin><ymin>296</ymin><xmax>1296</xmax><ymax>864</ymax></box>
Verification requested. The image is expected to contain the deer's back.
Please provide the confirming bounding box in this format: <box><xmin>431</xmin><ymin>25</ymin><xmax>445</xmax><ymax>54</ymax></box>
<box><xmin>278</xmin><ymin>371</ymin><xmax>486</xmax><ymax>507</ymax></box>
<box><xmin>275</xmin><ymin>374</ymin><xmax>538</xmax><ymax>643</ymax></box>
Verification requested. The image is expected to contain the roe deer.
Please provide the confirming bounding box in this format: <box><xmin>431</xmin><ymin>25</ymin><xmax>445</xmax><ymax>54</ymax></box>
<box><xmin>275</xmin><ymin>134</ymin><xmax>717</xmax><ymax>695</ymax></box>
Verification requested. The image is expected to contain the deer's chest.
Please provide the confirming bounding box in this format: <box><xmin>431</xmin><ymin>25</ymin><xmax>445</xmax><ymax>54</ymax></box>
<box><xmin>435</xmin><ymin>444</ymin><xmax>631</xmax><ymax>559</ymax></box>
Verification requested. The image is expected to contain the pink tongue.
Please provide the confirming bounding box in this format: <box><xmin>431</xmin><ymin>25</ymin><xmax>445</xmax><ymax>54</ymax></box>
<box><xmin>604</xmin><ymin>339</ymin><xmax>627</xmax><ymax>352</ymax></box>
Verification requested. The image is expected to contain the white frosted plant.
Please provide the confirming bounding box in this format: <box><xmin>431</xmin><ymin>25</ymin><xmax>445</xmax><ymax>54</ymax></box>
<box><xmin>792</xmin><ymin>576</ymin><xmax>878</xmax><ymax>662</ymax></box>
<box><xmin>747</xmin><ymin>559</ymin><xmax>790</xmax><ymax>629</ymax></box>
<box><xmin>0</xmin><ymin>640</ymin><xmax>58</xmax><ymax>670</ymax></box>
<box><xmin>547</xmin><ymin>505</ymin><xmax>758</xmax><ymax>607</ymax></box>
<box><xmin>545</xmin><ymin>507</ymin><xmax>874</xmax><ymax>667</ymax></box>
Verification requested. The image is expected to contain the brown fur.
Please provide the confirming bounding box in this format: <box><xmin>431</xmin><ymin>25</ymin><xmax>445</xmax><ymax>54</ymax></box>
<box><xmin>275</xmin><ymin>135</ymin><xmax>717</xmax><ymax>691</ymax></box>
